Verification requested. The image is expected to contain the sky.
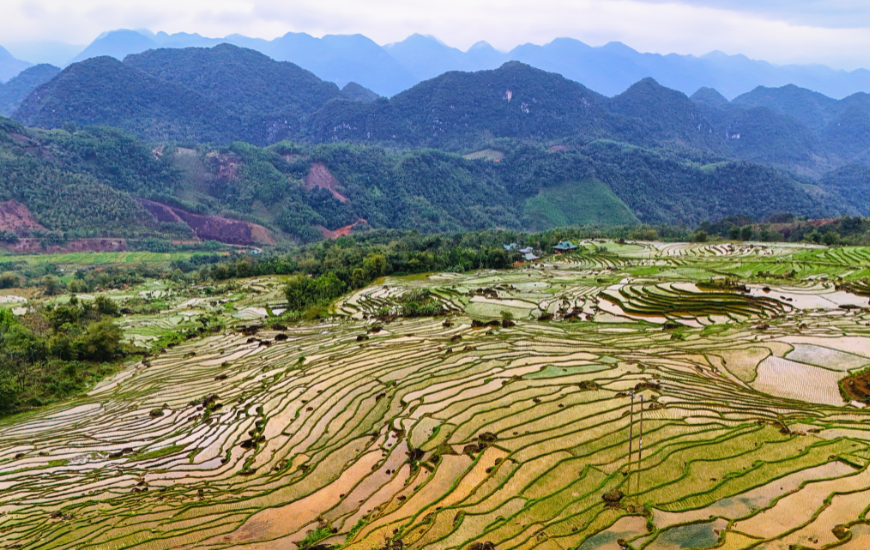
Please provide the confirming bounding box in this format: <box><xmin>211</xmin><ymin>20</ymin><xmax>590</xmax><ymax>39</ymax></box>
<box><xmin>3</xmin><ymin>0</ymin><xmax>870</xmax><ymax>70</ymax></box>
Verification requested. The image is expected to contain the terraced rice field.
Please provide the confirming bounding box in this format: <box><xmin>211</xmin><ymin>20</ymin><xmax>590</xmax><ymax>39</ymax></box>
<box><xmin>2</xmin><ymin>241</ymin><xmax>870</xmax><ymax>550</ymax></box>
<box><xmin>0</xmin><ymin>251</ymin><xmax>205</xmax><ymax>267</ymax></box>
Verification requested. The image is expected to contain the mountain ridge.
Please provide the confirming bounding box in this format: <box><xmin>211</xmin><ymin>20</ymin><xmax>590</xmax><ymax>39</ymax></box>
<box><xmin>4</xmin><ymin>29</ymin><xmax>870</xmax><ymax>100</ymax></box>
<box><xmin>13</xmin><ymin>46</ymin><xmax>870</xmax><ymax>178</ymax></box>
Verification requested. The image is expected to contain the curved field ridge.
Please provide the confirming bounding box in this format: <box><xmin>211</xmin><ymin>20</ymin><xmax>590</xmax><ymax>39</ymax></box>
<box><xmin>1</xmin><ymin>240</ymin><xmax>870</xmax><ymax>549</ymax></box>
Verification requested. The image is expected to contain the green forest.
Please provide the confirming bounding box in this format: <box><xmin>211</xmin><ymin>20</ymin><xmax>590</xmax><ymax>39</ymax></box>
<box><xmin>1</xmin><ymin>115</ymin><xmax>858</xmax><ymax>248</ymax></box>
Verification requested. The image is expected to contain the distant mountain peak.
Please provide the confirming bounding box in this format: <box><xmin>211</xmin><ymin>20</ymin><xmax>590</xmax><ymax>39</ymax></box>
<box><xmin>621</xmin><ymin>76</ymin><xmax>668</xmax><ymax>93</ymax></box>
<box><xmin>16</xmin><ymin>27</ymin><xmax>870</xmax><ymax>102</ymax></box>
<box><xmin>340</xmin><ymin>82</ymin><xmax>380</xmax><ymax>102</ymax></box>
<box><xmin>0</xmin><ymin>45</ymin><xmax>32</xmax><ymax>82</ymax></box>
<box><xmin>70</xmin><ymin>29</ymin><xmax>157</xmax><ymax>64</ymax></box>
<box><xmin>599</xmin><ymin>41</ymin><xmax>638</xmax><ymax>56</ymax></box>
<box><xmin>691</xmin><ymin>87</ymin><xmax>729</xmax><ymax>108</ymax></box>
<box><xmin>468</xmin><ymin>41</ymin><xmax>497</xmax><ymax>52</ymax></box>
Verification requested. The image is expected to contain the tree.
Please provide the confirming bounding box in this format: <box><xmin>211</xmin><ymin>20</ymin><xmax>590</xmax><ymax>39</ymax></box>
<box><xmin>822</xmin><ymin>231</ymin><xmax>840</xmax><ymax>246</ymax></box>
<box><xmin>314</xmin><ymin>272</ymin><xmax>346</xmax><ymax>302</ymax></box>
<box><xmin>692</xmin><ymin>230</ymin><xmax>708</xmax><ymax>243</ymax></box>
<box><xmin>0</xmin><ymin>273</ymin><xmax>21</xmax><ymax>289</ymax></box>
<box><xmin>727</xmin><ymin>226</ymin><xmax>741</xmax><ymax>240</ymax></box>
<box><xmin>44</xmin><ymin>276</ymin><xmax>61</xmax><ymax>296</ymax></box>
<box><xmin>485</xmin><ymin>247</ymin><xmax>511</xmax><ymax>269</ymax></box>
<box><xmin>351</xmin><ymin>268</ymin><xmax>367</xmax><ymax>288</ymax></box>
<box><xmin>363</xmin><ymin>253</ymin><xmax>387</xmax><ymax>278</ymax></box>
<box><xmin>75</xmin><ymin>319</ymin><xmax>123</xmax><ymax>361</ymax></box>
<box><xmin>68</xmin><ymin>279</ymin><xmax>87</xmax><ymax>293</ymax></box>
<box><xmin>235</xmin><ymin>259</ymin><xmax>251</xmax><ymax>278</ymax></box>
<box><xmin>284</xmin><ymin>275</ymin><xmax>313</xmax><ymax>310</ymax></box>
<box><xmin>94</xmin><ymin>296</ymin><xmax>119</xmax><ymax>316</ymax></box>
<box><xmin>739</xmin><ymin>226</ymin><xmax>754</xmax><ymax>241</ymax></box>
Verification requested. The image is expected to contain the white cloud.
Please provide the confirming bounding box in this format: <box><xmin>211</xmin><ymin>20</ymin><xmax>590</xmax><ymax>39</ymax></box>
<box><xmin>4</xmin><ymin>0</ymin><xmax>870</xmax><ymax>69</ymax></box>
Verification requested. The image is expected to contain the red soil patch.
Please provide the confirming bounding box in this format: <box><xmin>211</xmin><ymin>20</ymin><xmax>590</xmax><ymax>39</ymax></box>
<box><xmin>1</xmin><ymin>238</ymin><xmax>127</xmax><ymax>254</ymax></box>
<box><xmin>305</xmin><ymin>163</ymin><xmax>350</xmax><ymax>203</ymax></box>
<box><xmin>139</xmin><ymin>200</ymin><xmax>185</xmax><ymax>224</ymax></box>
<box><xmin>318</xmin><ymin>219</ymin><xmax>369</xmax><ymax>239</ymax></box>
<box><xmin>769</xmin><ymin>218</ymin><xmax>838</xmax><ymax>232</ymax></box>
<box><xmin>0</xmin><ymin>200</ymin><xmax>47</xmax><ymax>234</ymax></box>
<box><xmin>137</xmin><ymin>199</ymin><xmax>275</xmax><ymax>246</ymax></box>
<box><xmin>805</xmin><ymin>218</ymin><xmax>839</xmax><ymax>227</ymax></box>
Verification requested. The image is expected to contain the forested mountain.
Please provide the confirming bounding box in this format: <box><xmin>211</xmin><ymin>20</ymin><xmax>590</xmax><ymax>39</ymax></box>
<box><xmin>14</xmin><ymin>46</ymin><xmax>360</xmax><ymax>145</ymax></box>
<box><xmin>307</xmin><ymin>62</ymin><xmax>612</xmax><ymax>148</ymax></box>
<box><xmin>124</xmin><ymin>45</ymin><xmax>343</xmax><ymax>142</ymax></box>
<box><xmin>14</xmin><ymin>56</ymin><xmax>243</xmax><ymax>143</ymax></box>
<box><xmin>18</xmin><ymin>51</ymin><xmax>726</xmax><ymax>153</ymax></box>
<box><xmin>339</xmin><ymin>83</ymin><xmax>380</xmax><ymax>103</ymax></box>
<box><xmin>0</xmin><ymin>64</ymin><xmax>60</xmax><ymax>116</ymax></box>
<box><xmin>692</xmin><ymin>84</ymin><xmax>870</xmax><ymax>174</ymax></box>
<box><xmin>0</xmin><ymin>114</ymin><xmax>855</xmax><ymax>246</ymax></box>
<box><xmin>0</xmin><ymin>118</ymin><xmax>159</xmax><ymax>237</ymax></box>
<box><xmin>9</xmin><ymin>29</ymin><xmax>870</xmax><ymax>100</ymax></box>
<box><xmin>819</xmin><ymin>165</ymin><xmax>870</xmax><ymax>216</ymax></box>
<box><xmin>4</xmin><ymin>44</ymin><xmax>870</xmax><ymax>247</ymax></box>
<box><xmin>13</xmin><ymin>48</ymin><xmax>870</xmax><ymax>177</ymax></box>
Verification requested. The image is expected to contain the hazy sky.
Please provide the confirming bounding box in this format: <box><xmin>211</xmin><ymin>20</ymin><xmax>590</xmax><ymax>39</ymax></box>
<box><xmin>4</xmin><ymin>0</ymin><xmax>870</xmax><ymax>69</ymax></box>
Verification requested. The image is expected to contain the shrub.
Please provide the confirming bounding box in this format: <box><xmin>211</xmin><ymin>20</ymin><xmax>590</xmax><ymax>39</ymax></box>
<box><xmin>0</xmin><ymin>272</ymin><xmax>21</xmax><ymax>289</ymax></box>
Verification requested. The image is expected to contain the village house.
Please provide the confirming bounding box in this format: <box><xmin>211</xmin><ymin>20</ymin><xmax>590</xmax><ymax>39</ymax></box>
<box><xmin>552</xmin><ymin>241</ymin><xmax>579</xmax><ymax>254</ymax></box>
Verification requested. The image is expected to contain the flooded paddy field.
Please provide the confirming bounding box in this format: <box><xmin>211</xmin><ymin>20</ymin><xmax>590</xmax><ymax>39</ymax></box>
<box><xmin>2</xmin><ymin>241</ymin><xmax>870</xmax><ymax>550</ymax></box>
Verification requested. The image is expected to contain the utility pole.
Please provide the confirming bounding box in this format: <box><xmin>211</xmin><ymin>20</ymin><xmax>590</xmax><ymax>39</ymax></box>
<box><xmin>638</xmin><ymin>395</ymin><xmax>645</xmax><ymax>476</ymax></box>
<box><xmin>627</xmin><ymin>391</ymin><xmax>635</xmax><ymax>469</ymax></box>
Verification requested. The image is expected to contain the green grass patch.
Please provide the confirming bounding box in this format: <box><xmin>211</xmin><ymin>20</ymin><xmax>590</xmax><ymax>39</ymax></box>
<box><xmin>134</xmin><ymin>444</ymin><xmax>187</xmax><ymax>461</ymax></box>
<box><xmin>523</xmin><ymin>179</ymin><xmax>639</xmax><ymax>230</ymax></box>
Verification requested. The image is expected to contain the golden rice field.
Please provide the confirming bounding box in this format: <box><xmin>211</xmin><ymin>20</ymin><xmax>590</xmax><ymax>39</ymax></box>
<box><xmin>2</xmin><ymin>240</ymin><xmax>870</xmax><ymax>550</ymax></box>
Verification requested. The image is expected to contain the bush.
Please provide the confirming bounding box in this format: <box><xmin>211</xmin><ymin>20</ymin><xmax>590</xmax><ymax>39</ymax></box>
<box><xmin>43</xmin><ymin>275</ymin><xmax>62</xmax><ymax>296</ymax></box>
<box><xmin>822</xmin><ymin>231</ymin><xmax>840</xmax><ymax>246</ymax></box>
<box><xmin>75</xmin><ymin>319</ymin><xmax>123</xmax><ymax>362</ymax></box>
<box><xmin>692</xmin><ymin>230</ymin><xmax>708</xmax><ymax>243</ymax></box>
<box><xmin>0</xmin><ymin>231</ymin><xmax>19</xmax><ymax>244</ymax></box>
<box><xmin>0</xmin><ymin>272</ymin><xmax>21</xmax><ymax>289</ymax></box>
<box><xmin>94</xmin><ymin>296</ymin><xmax>120</xmax><ymax>316</ymax></box>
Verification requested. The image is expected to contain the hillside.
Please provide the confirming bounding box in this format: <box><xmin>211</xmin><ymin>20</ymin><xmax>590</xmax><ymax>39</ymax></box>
<box><xmin>306</xmin><ymin>61</ymin><xmax>613</xmax><ymax>148</ymax></box>
<box><xmin>0</xmin><ymin>64</ymin><xmax>60</xmax><ymax>116</ymax></box>
<box><xmin>125</xmin><ymin>44</ymin><xmax>342</xmax><ymax>137</ymax></box>
<box><xmin>693</xmin><ymin>84</ymin><xmax>870</xmax><ymax>174</ymax></box>
<box><xmin>13</xmin><ymin>48</ymin><xmax>870</xmax><ymax>179</ymax></box>
<box><xmin>11</xmin><ymin>49</ymin><xmax>870</xmax><ymax>193</ymax></box>
<box><xmin>15</xmin><ymin>45</ymin><xmax>354</xmax><ymax>145</ymax></box>
<box><xmin>0</xmin><ymin>115</ymin><xmax>854</xmax><ymax>247</ymax></box>
<box><xmin>14</xmin><ymin>56</ymin><xmax>243</xmax><ymax>143</ymax></box>
<box><xmin>606</xmin><ymin>77</ymin><xmax>722</xmax><ymax>152</ymax></box>
<box><xmin>819</xmin><ymin>164</ymin><xmax>870</xmax><ymax>216</ymax></box>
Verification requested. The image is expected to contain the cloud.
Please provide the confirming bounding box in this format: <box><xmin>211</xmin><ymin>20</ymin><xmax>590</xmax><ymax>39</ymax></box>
<box><xmin>632</xmin><ymin>0</ymin><xmax>870</xmax><ymax>28</ymax></box>
<box><xmin>3</xmin><ymin>0</ymin><xmax>870</xmax><ymax>69</ymax></box>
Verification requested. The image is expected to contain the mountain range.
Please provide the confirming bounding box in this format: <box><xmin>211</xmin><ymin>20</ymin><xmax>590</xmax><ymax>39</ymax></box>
<box><xmin>1</xmin><ymin>41</ymin><xmax>869</xmax><ymax>248</ymax></box>
<box><xmin>10</xmin><ymin>44</ymin><xmax>870</xmax><ymax>178</ymax></box>
<box><xmin>3</xmin><ymin>29</ymin><xmax>870</xmax><ymax>100</ymax></box>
